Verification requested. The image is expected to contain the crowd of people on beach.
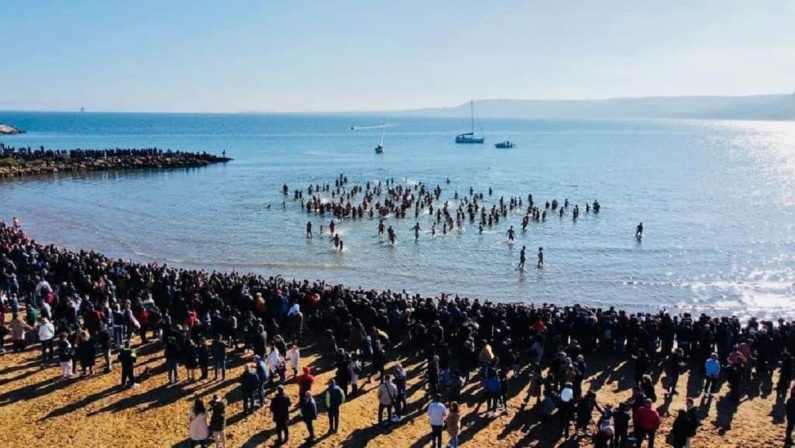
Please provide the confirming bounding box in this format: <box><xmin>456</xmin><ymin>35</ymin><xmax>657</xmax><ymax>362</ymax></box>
<box><xmin>0</xmin><ymin>144</ymin><xmax>227</xmax><ymax>162</ymax></box>
<box><xmin>288</xmin><ymin>174</ymin><xmax>601</xmax><ymax>264</ymax></box>
<box><xmin>3</xmin><ymin>217</ymin><xmax>795</xmax><ymax>447</ymax></box>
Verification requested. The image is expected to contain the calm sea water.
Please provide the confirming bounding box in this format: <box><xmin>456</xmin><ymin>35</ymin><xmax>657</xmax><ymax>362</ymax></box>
<box><xmin>1</xmin><ymin>112</ymin><xmax>794</xmax><ymax>318</ymax></box>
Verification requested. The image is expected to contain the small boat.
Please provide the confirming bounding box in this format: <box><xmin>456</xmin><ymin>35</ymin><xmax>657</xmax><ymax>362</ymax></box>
<box><xmin>455</xmin><ymin>100</ymin><xmax>485</xmax><ymax>144</ymax></box>
<box><xmin>495</xmin><ymin>141</ymin><xmax>515</xmax><ymax>149</ymax></box>
<box><xmin>375</xmin><ymin>118</ymin><xmax>386</xmax><ymax>154</ymax></box>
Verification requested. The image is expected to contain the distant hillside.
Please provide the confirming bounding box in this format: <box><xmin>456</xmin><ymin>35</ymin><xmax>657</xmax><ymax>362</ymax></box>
<box><xmin>402</xmin><ymin>94</ymin><xmax>795</xmax><ymax>120</ymax></box>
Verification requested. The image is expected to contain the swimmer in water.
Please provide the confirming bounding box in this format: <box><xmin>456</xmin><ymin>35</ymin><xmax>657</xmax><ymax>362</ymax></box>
<box><xmin>431</xmin><ymin>223</ymin><xmax>436</xmax><ymax>236</ymax></box>
<box><xmin>378</xmin><ymin>219</ymin><xmax>385</xmax><ymax>236</ymax></box>
<box><xmin>306</xmin><ymin>221</ymin><xmax>312</xmax><ymax>238</ymax></box>
<box><xmin>387</xmin><ymin>226</ymin><xmax>396</xmax><ymax>245</ymax></box>
<box><xmin>333</xmin><ymin>233</ymin><xmax>340</xmax><ymax>248</ymax></box>
<box><xmin>339</xmin><ymin>239</ymin><xmax>344</xmax><ymax>252</ymax></box>
<box><xmin>507</xmin><ymin>226</ymin><xmax>515</xmax><ymax>242</ymax></box>
<box><xmin>537</xmin><ymin>247</ymin><xmax>544</xmax><ymax>268</ymax></box>
<box><xmin>635</xmin><ymin>222</ymin><xmax>644</xmax><ymax>239</ymax></box>
<box><xmin>329</xmin><ymin>219</ymin><xmax>336</xmax><ymax>235</ymax></box>
<box><xmin>519</xmin><ymin>245</ymin><xmax>526</xmax><ymax>270</ymax></box>
<box><xmin>412</xmin><ymin>222</ymin><xmax>421</xmax><ymax>241</ymax></box>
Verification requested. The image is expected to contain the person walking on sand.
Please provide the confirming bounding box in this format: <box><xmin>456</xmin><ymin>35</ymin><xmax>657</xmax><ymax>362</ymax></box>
<box><xmin>300</xmin><ymin>390</ymin><xmax>318</xmax><ymax>443</ymax></box>
<box><xmin>704</xmin><ymin>352</ymin><xmax>721</xmax><ymax>398</ymax></box>
<box><xmin>270</xmin><ymin>385</ymin><xmax>291</xmax><ymax>445</ymax></box>
<box><xmin>427</xmin><ymin>394</ymin><xmax>448</xmax><ymax>448</ymax></box>
<box><xmin>377</xmin><ymin>374</ymin><xmax>398</xmax><ymax>427</ymax></box>
<box><xmin>325</xmin><ymin>379</ymin><xmax>346</xmax><ymax>434</ymax></box>
<box><xmin>633</xmin><ymin>399</ymin><xmax>660</xmax><ymax>448</ymax></box>
<box><xmin>208</xmin><ymin>395</ymin><xmax>227</xmax><ymax>448</ymax></box>
<box><xmin>446</xmin><ymin>401</ymin><xmax>461</xmax><ymax>448</ymax></box>
<box><xmin>187</xmin><ymin>397</ymin><xmax>210</xmax><ymax>448</ymax></box>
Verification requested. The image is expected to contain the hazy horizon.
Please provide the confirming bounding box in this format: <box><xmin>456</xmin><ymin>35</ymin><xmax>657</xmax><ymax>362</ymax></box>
<box><xmin>2</xmin><ymin>1</ymin><xmax>794</xmax><ymax>113</ymax></box>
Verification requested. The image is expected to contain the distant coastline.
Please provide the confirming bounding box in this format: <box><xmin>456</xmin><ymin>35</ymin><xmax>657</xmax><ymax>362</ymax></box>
<box><xmin>2</xmin><ymin>93</ymin><xmax>794</xmax><ymax>120</ymax></box>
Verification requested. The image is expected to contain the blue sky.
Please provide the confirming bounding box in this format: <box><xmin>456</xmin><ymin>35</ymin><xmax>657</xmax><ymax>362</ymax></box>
<box><xmin>1</xmin><ymin>1</ymin><xmax>793</xmax><ymax>112</ymax></box>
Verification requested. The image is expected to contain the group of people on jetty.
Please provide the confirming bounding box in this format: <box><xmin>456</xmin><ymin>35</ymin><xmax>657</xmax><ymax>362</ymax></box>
<box><xmin>1</xmin><ymin>144</ymin><xmax>227</xmax><ymax>162</ymax></box>
<box><xmin>287</xmin><ymin>174</ymin><xmax>601</xmax><ymax>262</ymax></box>
<box><xmin>3</xmin><ymin>218</ymin><xmax>795</xmax><ymax>448</ymax></box>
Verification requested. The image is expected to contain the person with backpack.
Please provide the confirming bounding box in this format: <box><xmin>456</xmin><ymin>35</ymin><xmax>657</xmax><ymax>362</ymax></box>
<box><xmin>377</xmin><ymin>374</ymin><xmax>398</xmax><ymax>427</ymax></box>
<box><xmin>118</xmin><ymin>340</ymin><xmax>137</xmax><ymax>388</ymax></box>
<box><xmin>270</xmin><ymin>385</ymin><xmax>291</xmax><ymax>445</ymax></box>
<box><xmin>300</xmin><ymin>390</ymin><xmax>318</xmax><ymax>443</ymax></box>
<box><xmin>324</xmin><ymin>379</ymin><xmax>346</xmax><ymax>434</ymax></box>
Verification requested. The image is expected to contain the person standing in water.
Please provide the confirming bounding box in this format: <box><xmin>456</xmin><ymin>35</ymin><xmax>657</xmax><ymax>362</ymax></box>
<box><xmin>507</xmin><ymin>226</ymin><xmax>515</xmax><ymax>242</ymax></box>
<box><xmin>306</xmin><ymin>221</ymin><xmax>312</xmax><ymax>238</ymax></box>
<box><xmin>413</xmin><ymin>222</ymin><xmax>421</xmax><ymax>241</ymax></box>
<box><xmin>387</xmin><ymin>226</ymin><xmax>396</xmax><ymax>245</ymax></box>
<box><xmin>636</xmin><ymin>222</ymin><xmax>644</xmax><ymax>239</ymax></box>
<box><xmin>519</xmin><ymin>246</ymin><xmax>526</xmax><ymax>271</ymax></box>
<box><xmin>329</xmin><ymin>219</ymin><xmax>336</xmax><ymax>235</ymax></box>
<box><xmin>537</xmin><ymin>247</ymin><xmax>544</xmax><ymax>268</ymax></box>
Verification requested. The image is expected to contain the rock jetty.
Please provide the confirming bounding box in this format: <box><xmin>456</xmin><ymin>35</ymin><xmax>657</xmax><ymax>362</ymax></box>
<box><xmin>0</xmin><ymin>145</ymin><xmax>231</xmax><ymax>178</ymax></box>
<box><xmin>0</xmin><ymin>124</ymin><xmax>25</xmax><ymax>135</ymax></box>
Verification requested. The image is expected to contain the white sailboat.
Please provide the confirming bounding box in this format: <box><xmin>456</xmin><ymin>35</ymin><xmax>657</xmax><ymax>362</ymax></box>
<box><xmin>455</xmin><ymin>100</ymin><xmax>485</xmax><ymax>144</ymax></box>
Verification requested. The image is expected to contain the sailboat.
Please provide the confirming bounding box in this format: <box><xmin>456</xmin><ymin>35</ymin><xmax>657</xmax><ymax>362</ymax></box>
<box><xmin>455</xmin><ymin>100</ymin><xmax>485</xmax><ymax>144</ymax></box>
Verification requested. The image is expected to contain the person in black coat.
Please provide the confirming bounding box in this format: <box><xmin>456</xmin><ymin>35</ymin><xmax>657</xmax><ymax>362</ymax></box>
<box><xmin>240</xmin><ymin>363</ymin><xmax>259</xmax><ymax>415</ymax></box>
<box><xmin>300</xmin><ymin>390</ymin><xmax>318</xmax><ymax>442</ymax></box>
<box><xmin>270</xmin><ymin>385</ymin><xmax>292</xmax><ymax>444</ymax></box>
<box><xmin>76</xmin><ymin>330</ymin><xmax>96</xmax><ymax>375</ymax></box>
<box><xmin>786</xmin><ymin>390</ymin><xmax>795</xmax><ymax>446</ymax></box>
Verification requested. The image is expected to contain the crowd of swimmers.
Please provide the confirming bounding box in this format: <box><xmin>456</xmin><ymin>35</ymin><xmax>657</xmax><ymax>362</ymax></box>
<box><xmin>5</xmin><ymin>218</ymin><xmax>795</xmax><ymax>447</ymax></box>
<box><xmin>287</xmin><ymin>174</ymin><xmax>603</xmax><ymax>264</ymax></box>
<box><xmin>0</xmin><ymin>144</ymin><xmax>227</xmax><ymax>162</ymax></box>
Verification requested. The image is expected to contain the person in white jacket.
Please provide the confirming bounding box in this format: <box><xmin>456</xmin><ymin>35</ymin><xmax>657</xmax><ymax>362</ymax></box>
<box><xmin>37</xmin><ymin>317</ymin><xmax>55</xmax><ymax>362</ymax></box>
<box><xmin>267</xmin><ymin>343</ymin><xmax>285</xmax><ymax>384</ymax></box>
<box><xmin>288</xmin><ymin>343</ymin><xmax>300</xmax><ymax>379</ymax></box>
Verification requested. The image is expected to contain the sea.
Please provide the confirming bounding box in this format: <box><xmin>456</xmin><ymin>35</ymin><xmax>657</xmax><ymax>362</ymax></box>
<box><xmin>1</xmin><ymin>112</ymin><xmax>794</xmax><ymax>319</ymax></box>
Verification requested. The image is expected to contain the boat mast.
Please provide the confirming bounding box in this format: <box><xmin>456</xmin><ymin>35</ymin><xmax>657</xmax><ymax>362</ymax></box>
<box><xmin>470</xmin><ymin>100</ymin><xmax>475</xmax><ymax>134</ymax></box>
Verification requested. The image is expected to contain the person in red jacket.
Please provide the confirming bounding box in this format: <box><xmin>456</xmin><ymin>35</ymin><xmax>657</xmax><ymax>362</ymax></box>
<box><xmin>297</xmin><ymin>366</ymin><xmax>315</xmax><ymax>399</ymax></box>
<box><xmin>634</xmin><ymin>398</ymin><xmax>661</xmax><ymax>448</ymax></box>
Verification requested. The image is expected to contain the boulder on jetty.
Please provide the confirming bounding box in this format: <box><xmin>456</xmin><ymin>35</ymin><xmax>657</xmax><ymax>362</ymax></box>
<box><xmin>0</xmin><ymin>124</ymin><xmax>25</xmax><ymax>135</ymax></box>
<box><xmin>0</xmin><ymin>145</ymin><xmax>231</xmax><ymax>178</ymax></box>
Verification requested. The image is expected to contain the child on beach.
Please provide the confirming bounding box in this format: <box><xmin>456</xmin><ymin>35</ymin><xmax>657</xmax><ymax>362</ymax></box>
<box><xmin>288</xmin><ymin>342</ymin><xmax>300</xmax><ymax>379</ymax></box>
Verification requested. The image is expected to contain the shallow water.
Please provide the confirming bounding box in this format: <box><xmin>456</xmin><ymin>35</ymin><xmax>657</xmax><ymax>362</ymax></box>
<box><xmin>1</xmin><ymin>112</ymin><xmax>794</xmax><ymax>318</ymax></box>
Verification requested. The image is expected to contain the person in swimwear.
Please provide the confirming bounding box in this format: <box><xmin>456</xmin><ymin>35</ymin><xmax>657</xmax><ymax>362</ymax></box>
<box><xmin>537</xmin><ymin>247</ymin><xmax>544</xmax><ymax>268</ymax></box>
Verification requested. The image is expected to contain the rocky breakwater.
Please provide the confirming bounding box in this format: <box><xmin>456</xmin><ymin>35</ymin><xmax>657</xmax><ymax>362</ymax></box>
<box><xmin>0</xmin><ymin>146</ymin><xmax>231</xmax><ymax>178</ymax></box>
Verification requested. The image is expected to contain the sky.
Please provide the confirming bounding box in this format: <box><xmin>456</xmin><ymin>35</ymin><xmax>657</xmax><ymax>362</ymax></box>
<box><xmin>1</xmin><ymin>0</ymin><xmax>793</xmax><ymax>113</ymax></box>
